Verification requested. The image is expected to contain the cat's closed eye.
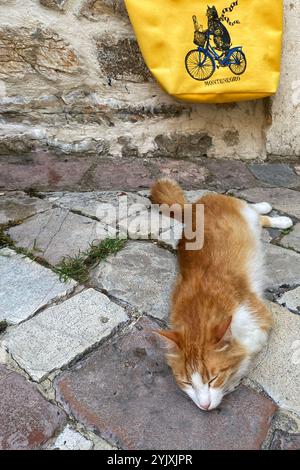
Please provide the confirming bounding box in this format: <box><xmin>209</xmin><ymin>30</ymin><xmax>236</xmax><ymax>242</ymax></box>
<box><xmin>208</xmin><ymin>376</ymin><xmax>218</xmax><ymax>385</ymax></box>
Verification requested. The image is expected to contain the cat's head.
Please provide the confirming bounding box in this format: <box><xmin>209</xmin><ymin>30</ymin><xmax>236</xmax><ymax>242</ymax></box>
<box><xmin>207</xmin><ymin>5</ymin><xmax>218</xmax><ymax>20</ymax></box>
<box><xmin>156</xmin><ymin>318</ymin><xmax>249</xmax><ymax>411</ymax></box>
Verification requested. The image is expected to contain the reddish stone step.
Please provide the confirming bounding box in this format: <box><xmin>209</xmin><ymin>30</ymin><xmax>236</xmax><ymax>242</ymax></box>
<box><xmin>1</xmin><ymin>153</ymin><xmax>276</xmax><ymax>193</ymax></box>
<box><xmin>55</xmin><ymin>317</ymin><xmax>276</xmax><ymax>450</ymax></box>
<box><xmin>0</xmin><ymin>152</ymin><xmax>93</xmax><ymax>192</ymax></box>
<box><xmin>0</xmin><ymin>365</ymin><xmax>66</xmax><ymax>449</ymax></box>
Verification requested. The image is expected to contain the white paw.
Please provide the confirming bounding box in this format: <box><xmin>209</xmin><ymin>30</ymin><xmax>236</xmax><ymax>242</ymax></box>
<box><xmin>270</xmin><ymin>216</ymin><xmax>293</xmax><ymax>229</ymax></box>
<box><xmin>252</xmin><ymin>202</ymin><xmax>272</xmax><ymax>214</ymax></box>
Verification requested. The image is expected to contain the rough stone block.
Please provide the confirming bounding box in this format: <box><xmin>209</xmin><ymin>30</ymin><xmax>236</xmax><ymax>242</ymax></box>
<box><xmin>80</xmin><ymin>0</ymin><xmax>127</xmax><ymax>20</ymax></box>
<box><xmin>97</xmin><ymin>36</ymin><xmax>151</xmax><ymax>82</ymax></box>
<box><xmin>152</xmin><ymin>132</ymin><xmax>212</xmax><ymax>159</ymax></box>
<box><xmin>0</xmin><ymin>27</ymin><xmax>81</xmax><ymax>81</ymax></box>
<box><xmin>40</xmin><ymin>0</ymin><xmax>67</xmax><ymax>11</ymax></box>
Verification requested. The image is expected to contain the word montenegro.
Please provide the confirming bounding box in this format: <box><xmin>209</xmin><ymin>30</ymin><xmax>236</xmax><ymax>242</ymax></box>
<box><xmin>205</xmin><ymin>75</ymin><xmax>241</xmax><ymax>86</ymax></box>
<box><xmin>94</xmin><ymin>197</ymin><xmax>204</xmax><ymax>251</ymax></box>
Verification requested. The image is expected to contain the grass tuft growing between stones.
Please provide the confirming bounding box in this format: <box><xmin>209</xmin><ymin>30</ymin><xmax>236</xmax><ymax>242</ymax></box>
<box><xmin>0</xmin><ymin>225</ymin><xmax>52</xmax><ymax>269</ymax></box>
<box><xmin>86</xmin><ymin>238</ymin><xmax>126</xmax><ymax>262</ymax></box>
<box><xmin>0</xmin><ymin>220</ymin><xmax>25</xmax><ymax>249</ymax></box>
<box><xmin>281</xmin><ymin>227</ymin><xmax>293</xmax><ymax>236</ymax></box>
<box><xmin>24</xmin><ymin>187</ymin><xmax>45</xmax><ymax>199</ymax></box>
<box><xmin>54</xmin><ymin>254</ymin><xmax>88</xmax><ymax>284</ymax></box>
<box><xmin>0</xmin><ymin>227</ymin><xmax>12</xmax><ymax>248</ymax></box>
<box><xmin>55</xmin><ymin>238</ymin><xmax>126</xmax><ymax>283</ymax></box>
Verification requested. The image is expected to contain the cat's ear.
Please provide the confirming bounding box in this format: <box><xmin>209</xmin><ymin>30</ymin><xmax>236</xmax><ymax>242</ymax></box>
<box><xmin>154</xmin><ymin>330</ymin><xmax>181</xmax><ymax>349</ymax></box>
<box><xmin>215</xmin><ymin>316</ymin><xmax>232</xmax><ymax>343</ymax></box>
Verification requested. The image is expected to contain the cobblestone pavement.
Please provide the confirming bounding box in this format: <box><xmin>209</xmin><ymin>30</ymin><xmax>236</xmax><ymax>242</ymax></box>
<box><xmin>0</xmin><ymin>160</ymin><xmax>300</xmax><ymax>450</ymax></box>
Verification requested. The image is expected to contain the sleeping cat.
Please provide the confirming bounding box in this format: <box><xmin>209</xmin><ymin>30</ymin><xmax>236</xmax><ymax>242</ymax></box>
<box><xmin>207</xmin><ymin>5</ymin><xmax>231</xmax><ymax>52</ymax></box>
<box><xmin>151</xmin><ymin>179</ymin><xmax>293</xmax><ymax>411</ymax></box>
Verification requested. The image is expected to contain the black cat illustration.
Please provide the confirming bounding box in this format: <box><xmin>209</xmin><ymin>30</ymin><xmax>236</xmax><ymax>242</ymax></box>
<box><xmin>185</xmin><ymin>1</ymin><xmax>246</xmax><ymax>81</ymax></box>
<box><xmin>206</xmin><ymin>5</ymin><xmax>231</xmax><ymax>52</ymax></box>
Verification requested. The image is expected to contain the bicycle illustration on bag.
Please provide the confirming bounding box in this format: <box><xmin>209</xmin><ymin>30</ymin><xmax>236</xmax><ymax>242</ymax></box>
<box><xmin>185</xmin><ymin>3</ymin><xmax>247</xmax><ymax>81</ymax></box>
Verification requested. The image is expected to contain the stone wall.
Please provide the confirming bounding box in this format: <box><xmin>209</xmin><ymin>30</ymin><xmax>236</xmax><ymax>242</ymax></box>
<box><xmin>0</xmin><ymin>0</ymin><xmax>298</xmax><ymax>161</ymax></box>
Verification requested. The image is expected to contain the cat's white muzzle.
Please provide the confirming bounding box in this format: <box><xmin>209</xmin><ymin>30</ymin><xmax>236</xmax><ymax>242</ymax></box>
<box><xmin>184</xmin><ymin>384</ymin><xmax>223</xmax><ymax>411</ymax></box>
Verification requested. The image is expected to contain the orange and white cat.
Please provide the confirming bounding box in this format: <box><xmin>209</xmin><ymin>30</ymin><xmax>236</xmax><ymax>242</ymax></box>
<box><xmin>151</xmin><ymin>179</ymin><xmax>293</xmax><ymax>411</ymax></box>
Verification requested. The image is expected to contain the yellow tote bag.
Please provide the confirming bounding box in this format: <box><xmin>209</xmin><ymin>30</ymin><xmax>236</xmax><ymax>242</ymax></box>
<box><xmin>124</xmin><ymin>0</ymin><xmax>283</xmax><ymax>103</ymax></box>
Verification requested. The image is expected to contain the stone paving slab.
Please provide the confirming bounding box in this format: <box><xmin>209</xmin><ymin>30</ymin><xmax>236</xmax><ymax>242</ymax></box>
<box><xmin>0</xmin><ymin>364</ymin><xmax>66</xmax><ymax>450</ymax></box>
<box><xmin>3</xmin><ymin>289</ymin><xmax>128</xmax><ymax>381</ymax></box>
<box><xmin>52</xmin><ymin>425</ymin><xmax>92</xmax><ymax>450</ymax></box>
<box><xmin>0</xmin><ymin>191</ymin><xmax>51</xmax><ymax>225</ymax></box>
<box><xmin>249</xmin><ymin>302</ymin><xmax>300</xmax><ymax>416</ymax></box>
<box><xmin>232</xmin><ymin>187</ymin><xmax>300</xmax><ymax>219</ymax></box>
<box><xmin>50</xmin><ymin>425</ymin><xmax>115</xmax><ymax>450</ymax></box>
<box><xmin>0</xmin><ymin>248</ymin><xmax>76</xmax><ymax>324</ymax></box>
<box><xmin>249</xmin><ymin>164</ymin><xmax>300</xmax><ymax>189</ymax></box>
<box><xmin>280</xmin><ymin>223</ymin><xmax>300</xmax><ymax>253</ymax></box>
<box><xmin>44</xmin><ymin>191</ymin><xmax>151</xmax><ymax>225</ymax></box>
<box><xmin>278</xmin><ymin>287</ymin><xmax>300</xmax><ymax>314</ymax></box>
<box><xmin>55</xmin><ymin>317</ymin><xmax>276</xmax><ymax>450</ymax></box>
<box><xmin>265</xmin><ymin>243</ymin><xmax>300</xmax><ymax>290</ymax></box>
<box><xmin>8</xmin><ymin>208</ymin><xmax>114</xmax><ymax>265</ymax></box>
<box><xmin>91</xmin><ymin>241</ymin><xmax>177</xmax><ymax>321</ymax></box>
<box><xmin>270</xmin><ymin>430</ymin><xmax>300</xmax><ymax>450</ymax></box>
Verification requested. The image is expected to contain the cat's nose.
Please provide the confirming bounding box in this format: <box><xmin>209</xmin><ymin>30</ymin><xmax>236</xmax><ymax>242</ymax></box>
<box><xmin>198</xmin><ymin>401</ymin><xmax>211</xmax><ymax>410</ymax></box>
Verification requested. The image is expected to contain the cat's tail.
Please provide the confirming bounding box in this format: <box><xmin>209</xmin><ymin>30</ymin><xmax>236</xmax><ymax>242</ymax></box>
<box><xmin>150</xmin><ymin>178</ymin><xmax>186</xmax><ymax>219</ymax></box>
